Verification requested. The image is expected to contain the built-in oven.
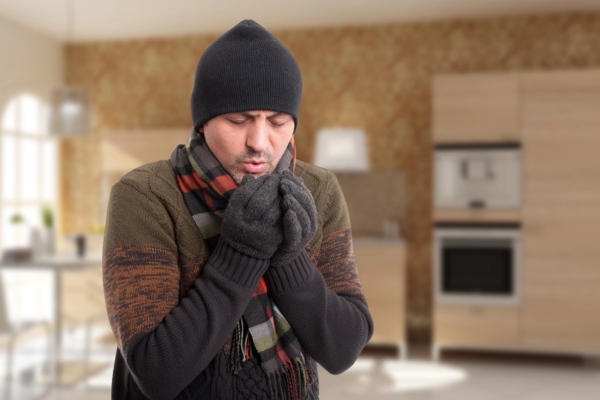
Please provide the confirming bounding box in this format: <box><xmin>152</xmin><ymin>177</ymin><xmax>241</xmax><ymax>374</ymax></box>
<box><xmin>434</xmin><ymin>222</ymin><xmax>521</xmax><ymax>307</ymax></box>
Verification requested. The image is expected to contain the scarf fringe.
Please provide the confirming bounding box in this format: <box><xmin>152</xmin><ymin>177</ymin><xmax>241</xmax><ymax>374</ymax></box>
<box><xmin>267</xmin><ymin>357</ymin><xmax>309</xmax><ymax>400</ymax></box>
<box><xmin>228</xmin><ymin>304</ymin><xmax>311</xmax><ymax>399</ymax></box>
<box><xmin>228</xmin><ymin>320</ymin><xmax>245</xmax><ymax>374</ymax></box>
<box><xmin>229</xmin><ymin>317</ymin><xmax>310</xmax><ymax>399</ymax></box>
<box><xmin>228</xmin><ymin>317</ymin><xmax>312</xmax><ymax>399</ymax></box>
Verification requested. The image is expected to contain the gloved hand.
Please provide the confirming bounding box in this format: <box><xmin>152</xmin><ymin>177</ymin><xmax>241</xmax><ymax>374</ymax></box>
<box><xmin>221</xmin><ymin>173</ymin><xmax>283</xmax><ymax>259</ymax></box>
<box><xmin>270</xmin><ymin>170</ymin><xmax>318</xmax><ymax>267</ymax></box>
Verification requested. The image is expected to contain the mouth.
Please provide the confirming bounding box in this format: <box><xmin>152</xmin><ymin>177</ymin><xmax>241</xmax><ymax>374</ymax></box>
<box><xmin>242</xmin><ymin>160</ymin><xmax>268</xmax><ymax>174</ymax></box>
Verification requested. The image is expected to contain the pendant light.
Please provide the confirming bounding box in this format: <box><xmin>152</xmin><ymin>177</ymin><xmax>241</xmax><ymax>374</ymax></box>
<box><xmin>48</xmin><ymin>0</ymin><xmax>91</xmax><ymax>137</ymax></box>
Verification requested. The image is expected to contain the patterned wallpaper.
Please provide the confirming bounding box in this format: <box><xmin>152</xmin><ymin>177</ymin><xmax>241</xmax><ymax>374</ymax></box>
<box><xmin>63</xmin><ymin>13</ymin><xmax>600</xmax><ymax>341</ymax></box>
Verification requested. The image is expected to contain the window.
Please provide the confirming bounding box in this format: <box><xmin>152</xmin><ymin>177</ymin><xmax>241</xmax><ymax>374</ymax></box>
<box><xmin>1</xmin><ymin>93</ymin><xmax>58</xmax><ymax>251</ymax></box>
<box><xmin>1</xmin><ymin>93</ymin><xmax>57</xmax><ymax>324</ymax></box>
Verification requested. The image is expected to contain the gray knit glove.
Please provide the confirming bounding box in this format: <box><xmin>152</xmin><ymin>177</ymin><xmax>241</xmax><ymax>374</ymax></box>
<box><xmin>221</xmin><ymin>173</ymin><xmax>283</xmax><ymax>259</ymax></box>
<box><xmin>270</xmin><ymin>170</ymin><xmax>318</xmax><ymax>267</ymax></box>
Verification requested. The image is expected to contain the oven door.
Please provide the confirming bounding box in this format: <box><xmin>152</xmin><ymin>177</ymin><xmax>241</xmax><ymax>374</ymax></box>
<box><xmin>434</xmin><ymin>224</ymin><xmax>521</xmax><ymax>306</ymax></box>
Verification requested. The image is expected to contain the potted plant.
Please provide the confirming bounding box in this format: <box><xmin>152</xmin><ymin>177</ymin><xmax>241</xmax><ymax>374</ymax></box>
<box><xmin>10</xmin><ymin>212</ymin><xmax>24</xmax><ymax>224</ymax></box>
<box><xmin>9</xmin><ymin>212</ymin><xmax>26</xmax><ymax>245</ymax></box>
<box><xmin>41</xmin><ymin>204</ymin><xmax>55</xmax><ymax>255</ymax></box>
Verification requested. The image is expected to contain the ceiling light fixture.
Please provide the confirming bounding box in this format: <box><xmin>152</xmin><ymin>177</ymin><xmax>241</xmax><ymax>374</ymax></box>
<box><xmin>48</xmin><ymin>0</ymin><xmax>91</xmax><ymax>137</ymax></box>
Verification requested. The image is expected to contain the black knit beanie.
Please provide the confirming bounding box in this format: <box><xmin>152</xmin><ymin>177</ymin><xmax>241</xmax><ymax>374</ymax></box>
<box><xmin>191</xmin><ymin>20</ymin><xmax>303</xmax><ymax>133</ymax></box>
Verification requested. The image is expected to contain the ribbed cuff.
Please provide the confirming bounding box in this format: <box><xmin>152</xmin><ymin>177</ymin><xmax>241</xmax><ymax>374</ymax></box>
<box><xmin>265</xmin><ymin>250</ymin><xmax>314</xmax><ymax>293</ymax></box>
<box><xmin>209</xmin><ymin>240</ymin><xmax>269</xmax><ymax>289</ymax></box>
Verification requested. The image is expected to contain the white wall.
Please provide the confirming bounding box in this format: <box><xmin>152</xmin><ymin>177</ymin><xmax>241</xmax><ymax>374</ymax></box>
<box><xmin>0</xmin><ymin>13</ymin><xmax>62</xmax><ymax>109</ymax></box>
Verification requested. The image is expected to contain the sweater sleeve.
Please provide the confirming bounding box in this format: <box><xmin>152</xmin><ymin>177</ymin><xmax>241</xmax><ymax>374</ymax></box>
<box><xmin>102</xmin><ymin>178</ymin><xmax>268</xmax><ymax>400</ymax></box>
<box><xmin>264</xmin><ymin>170</ymin><xmax>374</xmax><ymax>374</ymax></box>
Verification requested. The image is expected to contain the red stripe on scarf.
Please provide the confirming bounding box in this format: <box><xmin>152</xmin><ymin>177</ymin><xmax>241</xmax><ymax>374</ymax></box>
<box><xmin>176</xmin><ymin>172</ymin><xmax>207</xmax><ymax>193</ymax></box>
<box><xmin>245</xmin><ymin>334</ymin><xmax>252</xmax><ymax>360</ymax></box>
<box><xmin>252</xmin><ymin>277</ymin><xmax>268</xmax><ymax>297</ymax></box>
<box><xmin>210</xmin><ymin>175</ymin><xmax>237</xmax><ymax>196</ymax></box>
<box><xmin>275</xmin><ymin>344</ymin><xmax>292</xmax><ymax>364</ymax></box>
<box><xmin>202</xmin><ymin>191</ymin><xmax>217</xmax><ymax>213</ymax></box>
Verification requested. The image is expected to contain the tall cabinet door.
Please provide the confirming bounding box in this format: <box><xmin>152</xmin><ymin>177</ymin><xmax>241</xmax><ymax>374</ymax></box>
<box><xmin>521</xmin><ymin>72</ymin><xmax>600</xmax><ymax>353</ymax></box>
<box><xmin>354</xmin><ymin>242</ymin><xmax>405</xmax><ymax>345</ymax></box>
<box><xmin>433</xmin><ymin>73</ymin><xmax>521</xmax><ymax>143</ymax></box>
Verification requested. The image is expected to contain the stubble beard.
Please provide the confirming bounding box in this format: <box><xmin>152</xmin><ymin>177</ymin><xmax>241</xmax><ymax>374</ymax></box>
<box><xmin>227</xmin><ymin>150</ymin><xmax>275</xmax><ymax>185</ymax></box>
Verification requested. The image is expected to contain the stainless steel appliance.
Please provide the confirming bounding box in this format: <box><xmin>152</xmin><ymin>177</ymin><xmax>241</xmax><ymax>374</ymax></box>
<box><xmin>434</xmin><ymin>143</ymin><xmax>521</xmax><ymax>209</ymax></box>
<box><xmin>433</xmin><ymin>222</ymin><xmax>521</xmax><ymax>307</ymax></box>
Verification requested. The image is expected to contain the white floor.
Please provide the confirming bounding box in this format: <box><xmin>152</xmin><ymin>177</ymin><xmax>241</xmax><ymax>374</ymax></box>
<box><xmin>2</xmin><ymin>335</ymin><xmax>599</xmax><ymax>400</ymax></box>
<box><xmin>319</xmin><ymin>349</ymin><xmax>600</xmax><ymax>400</ymax></box>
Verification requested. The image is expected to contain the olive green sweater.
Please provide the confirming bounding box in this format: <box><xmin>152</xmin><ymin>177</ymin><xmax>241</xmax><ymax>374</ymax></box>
<box><xmin>102</xmin><ymin>159</ymin><xmax>373</xmax><ymax>400</ymax></box>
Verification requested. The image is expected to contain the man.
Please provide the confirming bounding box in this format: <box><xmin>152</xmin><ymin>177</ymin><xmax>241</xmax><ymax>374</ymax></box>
<box><xmin>102</xmin><ymin>19</ymin><xmax>373</xmax><ymax>400</ymax></box>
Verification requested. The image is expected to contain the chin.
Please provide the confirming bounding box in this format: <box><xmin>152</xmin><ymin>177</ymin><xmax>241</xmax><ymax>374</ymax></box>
<box><xmin>229</xmin><ymin>167</ymin><xmax>274</xmax><ymax>185</ymax></box>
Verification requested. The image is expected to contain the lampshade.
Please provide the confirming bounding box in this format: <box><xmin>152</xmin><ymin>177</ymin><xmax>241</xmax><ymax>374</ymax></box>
<box><xmin>313</xmin><ymin>128</ymin><xmax>369</xmax><ymax>172</ymax></box>
<box><xmin>48</xmin><ymin>86</ymin><xmax>91</xmax><ymax>136</ymax></box>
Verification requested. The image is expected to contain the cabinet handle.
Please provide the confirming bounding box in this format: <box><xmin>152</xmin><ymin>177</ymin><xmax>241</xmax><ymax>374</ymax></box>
<box><xmin>470</xmin><ymin>306</ymin><xmax>483</xmax><ymax>315</ymax></box>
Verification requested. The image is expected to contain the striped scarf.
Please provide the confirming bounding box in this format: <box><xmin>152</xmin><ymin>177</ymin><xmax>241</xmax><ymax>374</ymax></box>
<box><xmin>169</xmin><ymin>130</ymin><xmax>309</xmax><ymax>399</ymax></box>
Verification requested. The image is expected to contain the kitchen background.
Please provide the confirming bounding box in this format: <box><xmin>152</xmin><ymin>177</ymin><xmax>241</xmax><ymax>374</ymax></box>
<box><xmin>62</xmin><ymin>11</ymin><xmax>600</xmax><ymax>342</ymax></box>
<box><xmin>1</xmin><ymin>1</ymin><xmax>599</xmax><ymax>399</ymax></box>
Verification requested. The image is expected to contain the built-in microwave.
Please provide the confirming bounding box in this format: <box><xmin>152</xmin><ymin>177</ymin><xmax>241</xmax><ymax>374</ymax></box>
<box><xmin>433</xmin><ymin>222</ymin><xmax>521</xmax><ymax>307</ymax></box>
<box><xmin>434</xmin><ymin>143</ymin><xmax>521</xmax><ymax>209</ymax></box>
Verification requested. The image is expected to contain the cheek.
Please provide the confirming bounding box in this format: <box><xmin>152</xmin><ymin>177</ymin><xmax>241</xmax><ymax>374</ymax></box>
<box><xmin>222</xmin><ymin>144</ymin><xmax>243</xmax><ymax>167</ymax></box>
<box><xmin>205</xmin><ymin>132</ymin><xmax>237</xmax><ymax>166</ymax></box>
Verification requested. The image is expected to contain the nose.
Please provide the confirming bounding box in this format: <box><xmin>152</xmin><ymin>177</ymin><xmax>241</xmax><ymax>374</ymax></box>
<box><xmin>246</xmin><ymin>118</ymin><xmax>269</xmax><ymax>153</ymax></box>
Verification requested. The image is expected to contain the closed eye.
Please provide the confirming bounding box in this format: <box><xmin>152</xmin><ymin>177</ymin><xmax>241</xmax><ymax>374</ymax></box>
<box><xmin>227</xmin><ymin>118</ymin><xmax>247</xmax><ymax>125</ymax></box>
<box><xmin>268</xmin><ymin>115</ymin><xmax>292</xmax><ymax>127</ymax></box>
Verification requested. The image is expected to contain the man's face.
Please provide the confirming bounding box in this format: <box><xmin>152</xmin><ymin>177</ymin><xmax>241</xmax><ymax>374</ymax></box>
<box><xmin>202</xmin><ymin>110</ymin><xmax>295</xmax><ymax>184</ymax></box>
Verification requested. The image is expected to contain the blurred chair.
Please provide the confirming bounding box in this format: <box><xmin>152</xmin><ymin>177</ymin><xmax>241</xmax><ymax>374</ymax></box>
<box><xmin>60</xmin><ymin>264</ymin><xmax>112</xmax><ymax>388</ymax></box>
<box><xmin>0</xmin><ymin>272</ymin><xmax>52</xmax><ymax>400</ymax></box>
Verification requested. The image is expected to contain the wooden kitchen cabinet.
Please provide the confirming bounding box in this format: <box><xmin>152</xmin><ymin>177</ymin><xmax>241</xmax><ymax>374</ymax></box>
<box><xmin>433</xmin><ymin>72</ymin><xmax>521</xmax><ymax>143</ymax></box>
<box><xmin>432</xmin><ymin>68</ymin><xmax>600</xmax><ymax>359</ymax></box>
<box><xmin>520</xmin><ymin>70</ymin><xmax>600</xmax><ymax>354</ymax></box>
<box><xmin>434</xmin><ymin>305</ymin><xmax>520</xmax><ymax>351</ymax></box>
<box><xmin>521</xmin><ymin>259</ymin><xmax>600</xmax><ymax>353</ymax></box>
<box><xmin>354</xmin><ymin>239</ymin><xmax>406</xmax><ymax>357</ymax></box>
